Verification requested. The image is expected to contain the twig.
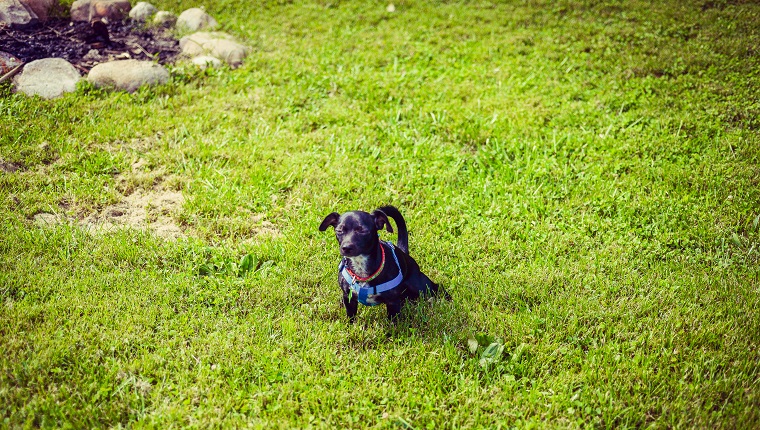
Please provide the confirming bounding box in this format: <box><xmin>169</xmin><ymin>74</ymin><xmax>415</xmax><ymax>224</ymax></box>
<box><xmin>45</xmin><ymin>25</ymin><xmax>64</xmax><ymax>37</ymax></box>
<box><xmin>1</xmin><ymin>31</ymin><xmax>27</xmax><ymax>44</ymax></box>
<box><xmin>72</xmin><ymin>63</ymin><xmax>90</xmax><ymax>74</ymax></box>
<box><xmin>0</xmin><ymin>63</ymin><xmax>24</xmax><ymax>85</ymax></box>
<box><xmin>44</xmin><ymin>24</ymin><xmax>85</xmax><ymax>44</ymax></box>
<box><xmin>129</xmin><ymin>41</ymin><xmax>153</xmax><ymax>59</ymax></box>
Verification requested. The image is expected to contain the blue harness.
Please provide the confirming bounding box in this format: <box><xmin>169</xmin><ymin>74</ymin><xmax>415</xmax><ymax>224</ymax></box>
<box><xmin>338</xmin><ymin>241</ymin><xmax>403</xmax><ymax>306</ymax></box>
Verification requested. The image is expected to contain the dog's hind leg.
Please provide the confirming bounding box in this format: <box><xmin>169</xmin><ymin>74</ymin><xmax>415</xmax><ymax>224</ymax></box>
<box><xmin>385</xmin><ymin>300</ymin><xmax>403</xmax><ymax>322</ymax></box>
<box><xmin>408</xmin><ymin>271</ymin><xmax>451</xmax><ymax>301</ymax></box>
<box><xmin>435</xmin><ymin>284</ymin><xmax>452</xmax><ymax>301</ymax></box>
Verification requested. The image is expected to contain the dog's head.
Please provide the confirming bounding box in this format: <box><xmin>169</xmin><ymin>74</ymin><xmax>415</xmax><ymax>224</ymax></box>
<box><xmin>319</xmin><ymin>209</ymin><xmax>393</xmax><ymax>257</ymax></box>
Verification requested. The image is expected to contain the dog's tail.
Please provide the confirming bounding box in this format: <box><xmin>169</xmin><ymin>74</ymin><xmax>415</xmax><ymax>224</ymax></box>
<box><xmin>377</xmin><ymin>205</ymin><xmax>409</xmax><ymax>254</ymax></box>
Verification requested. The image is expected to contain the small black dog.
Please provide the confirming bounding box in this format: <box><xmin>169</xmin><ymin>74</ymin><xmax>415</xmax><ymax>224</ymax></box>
<box><xmin>319</xmin><ymin>205</ymin><xmax>449</xmax><ymax>322</ymax></box>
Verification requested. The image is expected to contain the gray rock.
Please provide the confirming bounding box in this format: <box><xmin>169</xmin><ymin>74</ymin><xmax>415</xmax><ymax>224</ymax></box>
<box><xmin>129</xmin><ymin>1</ymin><xmax>156</xmax><ymax>21</ymax></box>
<box><xmin>70</xmin><ymin>0</ymin><xmax>130</xmax><ymax>21</ymax></box>
<box><xmin>191</xmin><ymin>55</ymin><xmax>222</xmax><ymax>70</ymax></box>
<box><xmin>83</xmin><ymin>49</ymin><xmax>100</xmax><ymax>61</ymax></box>
<box><xmin>0</xmin><ymin>0</ymin><xmax>38</xmax><ymax>27</ymax></box>
<box><xmin>176</xmin><ymin>7</ymin><xmax>217</xmax><ymax>32</ymax></box>
<box><xmin>69</xmin><ymin>0</ymin><xmax>88</xmax><ymax>20</ymax></box>
<box><xmin>92</xmin><ymin>0</ymin><xmax>130</xmax><ymax>20</ymax></box>
<box><xmin>87</xmin><ymin>60</ymin><xmax>169</xmax><ymax>93</ymax></box>
<box><xmin>19</xmin><ymin>0</ymin><xmax>56</xmax><ymax>21</ymax></box>
<box><xmin>180</xmin><ymin>32</ymin><xmax>247</xmax><ymax>68</ymax></box>
<box><xmin>152</xmin><ymin>10</ymin><xmax>176</xmax><ymax>27</ymax></box>
<box><xmin>13</xmin><ymin>58</ymin><xmax>81</xmax><ymax>99</ymax></box>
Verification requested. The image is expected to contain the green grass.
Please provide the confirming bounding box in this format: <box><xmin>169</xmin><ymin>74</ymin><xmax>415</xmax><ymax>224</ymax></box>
<box><xmin>2</xmin><ymin>0</ymin><xmax>759</xmax><ymax>427</ymax></box>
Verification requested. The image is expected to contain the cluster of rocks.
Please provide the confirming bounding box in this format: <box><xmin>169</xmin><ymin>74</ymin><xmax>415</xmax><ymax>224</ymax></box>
<box><xmin>0</xmin><ymin>0</ymin><xmax>55</xmax><ymax>25</ymax></box>
<box><xmin>2</xmin><ymin>0</ymin><xmax>249</xmax><ymax>99</ymax></box>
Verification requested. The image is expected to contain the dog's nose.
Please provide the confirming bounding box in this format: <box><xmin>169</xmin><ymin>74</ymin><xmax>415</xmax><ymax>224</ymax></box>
<box><xmin>341</xmin><ymin>245</ymin><xmax>355</xmax><ymax>255</ymax></box>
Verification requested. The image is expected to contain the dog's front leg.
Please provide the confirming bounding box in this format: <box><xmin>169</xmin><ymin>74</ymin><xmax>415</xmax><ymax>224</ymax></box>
<box><xmin>342</xmin><ymin>291</ymin><xmax>358</xmax><ymax>323</ymax></box>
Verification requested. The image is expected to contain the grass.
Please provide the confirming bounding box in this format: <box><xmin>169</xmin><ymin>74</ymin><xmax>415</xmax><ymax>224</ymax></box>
<box><xmin>1</xmin><ymin>0</ymin><xmax>759</xmax><ymax>427</ymax></box>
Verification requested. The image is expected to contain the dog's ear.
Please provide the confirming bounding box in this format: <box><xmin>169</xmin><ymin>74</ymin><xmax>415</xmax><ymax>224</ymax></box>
<box><xmin>372</xmin><ymin>210</ymin><xmax>393</xmax><ymax>233</ymax></box>
<box><xmin>319</xmin><ymin>212</ymin><xmax>340</xmax><ymax>231</ymax></box>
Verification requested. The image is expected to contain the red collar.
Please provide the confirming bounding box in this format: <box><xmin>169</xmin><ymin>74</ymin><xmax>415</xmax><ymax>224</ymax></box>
<box><xmin>345</xmin><ymin>243</ymin><xmax>386</xmax><ymax>282</ymax></box>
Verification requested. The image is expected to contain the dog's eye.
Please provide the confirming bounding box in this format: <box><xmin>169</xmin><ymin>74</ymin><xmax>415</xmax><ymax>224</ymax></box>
<box><xmin>335</xmin><ymin>228</ymin><xmax>343</xmax><ymax>234</ymax></box>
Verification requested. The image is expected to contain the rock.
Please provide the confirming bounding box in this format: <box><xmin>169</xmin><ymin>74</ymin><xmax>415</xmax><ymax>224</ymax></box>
<box><xmin>19</xmin><ymin>0</ymin><xmax>56</xmax><ymax>21</ymax></box>
<box><xmin>70</xmin><ymin>0</ymin><xmax>131</xmax><ymax>21</ymax></box>
<box><xmin>69</xmin><ymin>0</ymin><xmax>87</xmax><ymax>20</ymax></box>
<box><xmin>87</xmin><ymin>60</ymin><xmax>169</xmax><ymax>93</ymax></box>
<box><xmin>176</xmin><ymin>7</ymin><xmax>217</xmax><ymax>32</ymax></box>
<box><xmin>1</xmin><ymin>51</ymin><xmax>23</xmax><ymax>74</ymax></box>
<box><xmin>128</xmin><ymin>1</ymin><xmax>156</xmax><ymax>21</ymax></box>
<box><xmin>83</xmin><ymin>49</ymin><xmax>100</xmax><ymax>61</ymax></box>
<box><xmin>152</xmin><ymin>10</ymin><xmax>175</xmax><ymax>27</ymax></box>
<box><xmin>191</xmin><ymin>55</ymin><xmax>222</xmax><ymax>70</ymax></box>
<box><xmin>180</xmin><ymin>32</ymin><xmax>247</xmax><ymax>68</ymax></box>
<box><xmin>92</xmin><ymin>0</ymin><xmax>130</xmax><ymax>20</ymax></box>
<box><xmin>13</xmin><ymin>58</ymin><xmax>81</xmax><ymax>99</ymax></box>
<box><xmin>0</xmin><ymin>0</ymin><xmax>38</xmax><ymax>27</ymax></box>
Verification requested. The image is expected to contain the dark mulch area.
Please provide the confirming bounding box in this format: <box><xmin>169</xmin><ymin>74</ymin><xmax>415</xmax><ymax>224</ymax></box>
<box><xmin>0</xmin><ymin>19</ymin><xmax>180</xmax><ymax>73</ymax></box>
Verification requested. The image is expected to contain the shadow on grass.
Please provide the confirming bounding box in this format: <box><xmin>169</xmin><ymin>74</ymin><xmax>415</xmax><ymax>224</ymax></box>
<box><xmin>384</xmin><ymin>289</ymin><xmax>474</xmax><ymax>343</ymax></box>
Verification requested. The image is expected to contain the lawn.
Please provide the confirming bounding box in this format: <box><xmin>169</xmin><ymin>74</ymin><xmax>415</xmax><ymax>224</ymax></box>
<box><xmin>1</xmin><ymin>0</ymin><xmax>759</xmax><ymax>427</ymax></box>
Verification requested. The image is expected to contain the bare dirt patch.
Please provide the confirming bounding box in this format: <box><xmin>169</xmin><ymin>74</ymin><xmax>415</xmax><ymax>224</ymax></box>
<box><xmin>248</xmin><ymin>213</ymin><xmax>282</xmax><ymax>238</ymax></box>
<box><xmin>28</xmin><ymin>144</ymin><xmax>281</xmax><ymax>241</ymax></box>
<box><xmin>115</xmin><ymin>156</ymin><xmax>167</xmax><ymax>195</ymax></box>
<box><xmin>29</xmin><ymin>155</ymin><xmax>187</xmax><ymax>239</ymax></box>
<box><xmin>0</xmin><ymin>158</ymin><xmax>22</xmax><ymax>173</ymax></box>
<box><xmin>76</xmin><ymin>156</ymin><xmax>185</xmax><ymax>239</ymax></box>
<box><xmin>81</xmin><ymin>187</ymin><xmax>185</xmax><ymax>239</ymax></box>
<box><xmin>33</xmin><ymin>212</ymin><xmax>61</xmax><ymax>226</ymax></box>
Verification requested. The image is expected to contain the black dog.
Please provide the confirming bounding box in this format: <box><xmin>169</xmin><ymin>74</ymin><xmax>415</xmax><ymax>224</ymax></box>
<box><xmin>319</xmin><ymin>205</ymin><xmax>449</xmax><ymax>322</ymax></box>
